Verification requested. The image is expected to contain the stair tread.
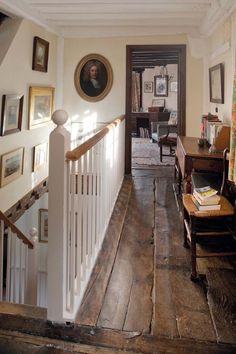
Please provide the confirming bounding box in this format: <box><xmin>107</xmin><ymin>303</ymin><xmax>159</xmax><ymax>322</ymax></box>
<box><xmin>0</xmin><ymin>301</ymin><xmax>46</xmax><ymax>319</ymax></box>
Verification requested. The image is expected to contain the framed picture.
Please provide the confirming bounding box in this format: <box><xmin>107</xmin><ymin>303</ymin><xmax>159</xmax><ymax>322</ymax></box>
<box><xmin>154</xmin><ymin>75</ymin><xmax>168</xmax><ymax>97</ymax></box>
<box><xmin>32</xmin><ymin>36</ymin><xmax>49</xmax><ymax>72</ymax></box>
<box><xmin>28</xmin><ymin>86</ymin><xmax>54</xmax><ymax>129</ymax></box>
<box><xmin>144</xmin><ymin>81</ymin><xmax>153</xmax><ymax>93</ymax></box>
<box><xmin>209</xmin><ymin>63</ymin><xmax>224</xmax><ymax>103</ymax></box>
<box><xmin>39</xmin><ymin>208</ymin><xmax>48</xmax><ymax>243</ymax></box>
<box><xmin>170</xmin><ymin>81</ymin><xmax>178</xmax><ymax>92</ymax></box>
<box><xmin>74</xmin><ymin>53</ymin><xmax>113</xmax><ymax>102</ymax></box>
<box><xmin>1</xmin><ymin>94</ymin><xmax>23</xmax><ymax>136</ymax></box>
<box><xmin>152</xmin><ymin>98</ymin><xmax>165</xmax><ymax>107</ymax></box>
<box><xmin>0</xmin><ymin>147</ymin><xmax>24</xmax><ymax>187</ymax></box>
<box><xmin>33</xmin><ymin>142</ymin><xmax>48</xmax><ymax>172</ymax></box>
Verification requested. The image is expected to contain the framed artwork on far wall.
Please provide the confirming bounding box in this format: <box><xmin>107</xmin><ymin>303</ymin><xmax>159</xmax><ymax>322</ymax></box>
<box><xmin>28</xmin><ymin>86</ymin><xmax>54</xmax><ymax>129</ymax></box>
<box><xmin>33</xmin><ymin>142</ymin><xmax>48</xmax><ymax>172</ymax></box>
<box><xmin>154</xmin><ymin>75</ymin><xmax>168</xmax><ymax>97</ymax></box>
<box><xmin>39</xmin><ymin>208</ymin><xmax>48</xmax><ymax>243</ymax></box>
<box><xmin>144</xmin><ymin>81</ymin><xmax>153</xmax><ymax>93</ymax></box>
<box><xmin>32</xmin><ymin>36</ymin><xmax>49</xmax><ymax>72</ymax></box>
<box><xmin>0</xmin><ymin>147</ymin><xmax>24</xmax><ymax>187</ymax></box>
<box><xmin>209</xmin><ymin>63</ymin><xmax>224</xmax><ymax>103</ymax></box>
<box><xmin>0</xmin><ymin>94</ymin><xmax>23</xmax><ymax>136</ymax></box>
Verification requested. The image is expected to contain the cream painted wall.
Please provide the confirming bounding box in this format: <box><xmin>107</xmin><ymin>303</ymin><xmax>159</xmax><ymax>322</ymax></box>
<box><xmin>0</xmin><ymin>19</ymin><xmax>58</xmax><ymax>212</ymax></box>
<box><xmin>203</xmin><ymin>11</ymin><xmax>236</xmax><ymax>124</ymax></box>
<box><xmin>63</xmin><ymin>35</ymin><xmax>203</xmax><ymax>137</ymax></box>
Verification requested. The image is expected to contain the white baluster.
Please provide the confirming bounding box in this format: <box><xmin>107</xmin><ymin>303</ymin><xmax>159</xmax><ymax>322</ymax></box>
<box><xmin>25</xmin><ymin>227</ymin><xmax>38</xmax><ymax>306</ymax></box>
<box><xmin>0</xmin><ymin>221</ymin><xmax>4</xmax><ymax>301</ymax></box>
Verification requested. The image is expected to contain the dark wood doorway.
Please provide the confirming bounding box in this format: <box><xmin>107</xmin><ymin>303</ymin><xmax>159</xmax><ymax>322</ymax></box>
<box><xmin>125</xmin><ymin>44</ymin><xmax>186</xmax><ymax>174</ymax></box>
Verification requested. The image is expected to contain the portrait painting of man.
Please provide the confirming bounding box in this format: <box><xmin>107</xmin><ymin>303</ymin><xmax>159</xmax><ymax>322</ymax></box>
<box><xmin>74</xmin><ymin>54</ymin><xmax>113</xmax><ymax>102</ymax></box>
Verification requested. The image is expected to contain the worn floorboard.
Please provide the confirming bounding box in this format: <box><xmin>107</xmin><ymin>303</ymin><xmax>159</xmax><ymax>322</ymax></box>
<box><xmin>207</xmin><ymin>267</ymin><xmax>236</xmax><ymax>344</ymax></box>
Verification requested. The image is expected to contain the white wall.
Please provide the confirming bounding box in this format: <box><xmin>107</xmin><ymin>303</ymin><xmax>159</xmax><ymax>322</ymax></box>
<box><xmin>0</xmin><ymin>19</ymin><xmax>58</xmax><ymax>212</ymax></box>
<box><xmin>142</xmin><ymin>64</ymin><xmax>177</xmax><ymax>112</ymax></box>
<box><xmin>63</xmin><ymin>34</ymin><xmax>203</xmax><ymax>137</ymax></box>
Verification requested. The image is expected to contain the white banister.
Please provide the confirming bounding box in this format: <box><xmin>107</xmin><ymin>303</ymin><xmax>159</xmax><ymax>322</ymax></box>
<box><xmin>48</xmin><ymin>109</ymin><xmax>70</xmax><ymax>322</ymax></box>
<box><xmin>48</xmin><ymin>110</ymin><xmax>125</xmax><ymax>322</ymax></box>
<box><xmin>25</xmin><ymin>228</ymin><xmax>38</xmax><ymax>306</ymax></box>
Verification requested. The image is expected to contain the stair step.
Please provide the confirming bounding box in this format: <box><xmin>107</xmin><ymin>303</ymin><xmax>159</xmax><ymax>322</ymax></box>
<box><xmin>0</xmin><ymin>301</ymin><xmax>46</xmax><ymax>319</ymax></box>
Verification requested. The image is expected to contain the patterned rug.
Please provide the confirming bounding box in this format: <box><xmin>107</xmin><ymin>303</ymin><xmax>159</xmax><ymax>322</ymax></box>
<box><xmin>132</xmin><ymin>138</ymin><xmax>175</xmax><ymax>166</ymax></box>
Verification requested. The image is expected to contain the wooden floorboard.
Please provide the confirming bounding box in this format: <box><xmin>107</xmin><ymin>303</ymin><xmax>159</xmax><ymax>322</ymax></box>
<box><xmin>76</xmin><ymin>176</ymin><xmax>132</xmax><ymax>326</ymax></box>
<box><xmin>98</xmin><ymin>173</ymin><xmax>155</xmax><ymax>332</ymax></box>
<box><xmin>207</xmin><ymin>267</ymin><xmax>236</xmax><ymax>344</ymax></box>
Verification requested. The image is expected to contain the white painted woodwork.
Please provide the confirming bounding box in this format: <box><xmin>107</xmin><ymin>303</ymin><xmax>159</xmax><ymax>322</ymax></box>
<box><xmin>25</xmin><ymin>228</ymin><xmax>39</xmax><ymax>306</ymax></box>
<box><xmin>48</xmin><ymin>110</ymin><xmax>125</xmax><ymax>322</ymax></box>
<box><xmin>1</xmin><ymin>0</ymin><xmax>236</xmax><ymax>38</ymax></box>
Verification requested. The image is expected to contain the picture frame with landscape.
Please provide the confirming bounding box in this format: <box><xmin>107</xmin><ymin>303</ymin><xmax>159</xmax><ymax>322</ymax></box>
<box><xmin>32</xmin><ymin>36</ymin><xmax>49</xmax><ymax>72</ymax></box>
<box><xmin>39</xmin><ymin>208</ymin><xmax>48</xmax><ymax>243</ymax></box>
<box><xmin>209</xmin><ymin>63</ymin><xmax>224</xmax><ymax>104</ymax></box>
<box><xmin>0</xmin><ymin>94</ymin><xmax>23</xmax><ymax>136</ymax></box>
<box><xmin>33</xmin><ymin>142</ymin><xmax>48</xmax><ymax>172</ymax></box>
<box><xmin>0</xmin><ymin>147</ymin><xmax>24</xmax><ymax>187</ymax></box>
<box><xmin>28</xmin><ymin>86</ymin><xmax>54</xmax><ymax>129</ymax></box>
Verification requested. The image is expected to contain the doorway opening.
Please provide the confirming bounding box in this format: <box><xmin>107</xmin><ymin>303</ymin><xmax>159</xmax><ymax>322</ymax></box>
<box><xmin>125</xmin><ymin>45</ymin><xmax>186</xmax><ymax>174</ymax></box>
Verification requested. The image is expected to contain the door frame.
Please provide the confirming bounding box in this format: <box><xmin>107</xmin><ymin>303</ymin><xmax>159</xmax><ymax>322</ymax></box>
<box><xmin>125</xmin><ymin>44</ymin><xmax>186</xmax><ymax>174</ymax></box>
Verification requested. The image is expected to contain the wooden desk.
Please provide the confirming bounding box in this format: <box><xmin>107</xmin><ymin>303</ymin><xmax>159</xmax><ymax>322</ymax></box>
<box><xmin>176</xmin><ymin>136</ymin><xmax>223</xmax><ymax>193</ymax></box>
<box><xmin>131</xmin><ymin>112</ymin><xmax>170</xmax><ymax>136</ymax></box>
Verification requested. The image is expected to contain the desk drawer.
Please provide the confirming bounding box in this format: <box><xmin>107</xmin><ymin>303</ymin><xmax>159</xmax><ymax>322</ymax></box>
<box><xmin>192</xmin><ymin>158</ymin><xmax>223</xmax><ymax>172</ymax></box>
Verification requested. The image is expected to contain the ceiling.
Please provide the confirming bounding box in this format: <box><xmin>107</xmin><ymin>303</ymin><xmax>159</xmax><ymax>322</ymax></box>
<box><xmin>0</xmin><ymin>0</ymin><xmax>235</xmax><ymax>38</ymax></box>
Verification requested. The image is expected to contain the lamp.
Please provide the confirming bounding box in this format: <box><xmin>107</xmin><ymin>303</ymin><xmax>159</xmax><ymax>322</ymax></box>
<box><xmin>159</xmin><ymin>65</ymin><xmax>174</xmax><ymax>81</ymax></box>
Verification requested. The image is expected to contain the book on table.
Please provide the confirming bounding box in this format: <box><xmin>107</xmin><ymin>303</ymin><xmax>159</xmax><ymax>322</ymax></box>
<box><xmin>191</xmin><ymin>195</ymin><xmax>221</xmax><ymax>211</ymax></box>
<box><xmin>193</xmin><ymin>190</ymin><xmax>220</xmax><ymax>205</ymax></box>
<box><xmin>194</xmin><ymin>186</ymin><xmax>218</xmax><ymax>200</ymax></box>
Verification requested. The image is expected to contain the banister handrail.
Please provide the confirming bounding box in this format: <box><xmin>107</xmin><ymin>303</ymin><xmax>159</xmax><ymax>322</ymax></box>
<box><xmin>0</xmin><ymin>211</ymin><xmax>34</xmax><ymax>249</ymax></box>
<box><xmin>66</xmin><ymin>115</ymin><xmax>125</xmax><ymax>161</ymax></box>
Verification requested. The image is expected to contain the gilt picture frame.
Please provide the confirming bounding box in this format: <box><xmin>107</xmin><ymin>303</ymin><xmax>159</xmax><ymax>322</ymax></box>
<box><xmin>154</xmin><ymin>75</ymin><xmax>168</xmax><ymax>97</ymax></box>
<box><xmin>0</xmin><ymin>147</ymin><xmax>24</xmax><ymax>187</ymax></box>
<box><xmin>1</xmin><ymin>94</ymin><xmax>23</xmax><ymax>136</ymax></box>
<box><xmin>74</xmin><ymin>53</ymin><xmax>113</xmax><ymax>102</ymax></box>
<box><xmin>33</xmin><ymin>142</ymin><xmax>48</xmax><ymax>172</ymax></box>
<box><xmin>32</xmin><ymin>36</ymin><xmax>49</xmax><ymax>72</ymax></box>
<box><xmin>209</xmin><ymin>63</ymin><xmax>224</xmax><ymax>104</ymax></box>
<box><xmin>28</xmin><ymin>86</ymin><xmax>54</xmax><ymax>129</ymax></box>
<box><xmin>39</xmin><ymin>208</ymin><xmax>48</xmax><ymax>243</ymax></box>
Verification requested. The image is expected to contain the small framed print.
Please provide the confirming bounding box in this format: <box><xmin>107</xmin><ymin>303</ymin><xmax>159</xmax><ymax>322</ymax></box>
<box><xmin>28</xmin><ymin>86</ymin><xmax>54</xmax><ymax>129</ymax></box>
<box><xmin>1</xmin><ymin>94</ymin><xmax>23</xmax><ymax>136</ymax></box>
<box><xmin>0</xmin><ymin>147</ymin><xmax>24</xmax><ymax>187</ymax></box>
<box><xmin>144</xmin><ymin>81</ymin><xmax>153</xmax><ymax>93</ymax></box>
<box><xmin>33</xmin><ymin>142</ymin><xmax>48</xmax><ymax>172</ymax></box>
<box><xmin>154</xmin><ymin>75</ymin><xmax>168</xmax><ymax>97</ymax></box>
<box><xmin>170</xmin><ymin>81</ymin><xmax>178</xmax><ymax>92</ymax></box>
<box><xmin>32</xmin><ymin>36</ymin><xmax>49</xmax><ymax>72</ymax></box>
<box><xmin>39</xmin><ymin>208</ymin><xmax>48</xmax><ymax>243</ymax></box>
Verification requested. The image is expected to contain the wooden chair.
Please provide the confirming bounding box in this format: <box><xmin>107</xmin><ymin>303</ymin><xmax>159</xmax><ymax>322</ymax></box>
<box><xmin>158</xmin><ymin>128</ymin><xmax>177</xmax><ymax>162</ymax></box>
<box><xmin>182</xmin><ymin>149</ymin><xmax>236</xmax><ymax>281</ymax></box>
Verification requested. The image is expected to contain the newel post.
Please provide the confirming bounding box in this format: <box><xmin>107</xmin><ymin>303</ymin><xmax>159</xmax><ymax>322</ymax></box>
<box><xmin>47</xmin><ymin>110</ymin><xmax>70</xmax><ymax>322</ymax></box>
<box><xmin>25</xmin><ymin>227</ymin><xmax>38</xmax><ymax>306</ymax></box>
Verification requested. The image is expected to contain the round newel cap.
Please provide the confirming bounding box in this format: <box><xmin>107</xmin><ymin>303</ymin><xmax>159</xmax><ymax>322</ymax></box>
<box><xmin>52</xmin><ymin>109</ymin><xmax>68</xmax><ymax>126</ymax></box>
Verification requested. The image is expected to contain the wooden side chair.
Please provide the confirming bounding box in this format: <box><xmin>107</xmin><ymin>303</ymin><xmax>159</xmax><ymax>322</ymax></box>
<box><xmin>158</xmin><ymin>126</ymin><xmax>177</xmax><ymax>162</ymax></box>
<box><xmin>182</xmin><ymin>148</ymin><xmax>236</xmax><ymax>281</ymax></box>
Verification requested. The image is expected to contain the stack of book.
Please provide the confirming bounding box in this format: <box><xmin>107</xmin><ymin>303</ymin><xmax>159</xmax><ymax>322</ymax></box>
<box><xmin>192</xmin><ymin>186</ymin><xmax>221</xmax><ymax>211</ymax></box>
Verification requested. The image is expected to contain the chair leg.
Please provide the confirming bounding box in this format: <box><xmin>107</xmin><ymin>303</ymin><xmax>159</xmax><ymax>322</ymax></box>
<box><xmin>160</xmin><ymin>143</ymin><xmax>163</xmax><ymax>162</ymax></box>
<box><xmin>190</xmin><ymin>234</ymin><xmax>198</xmax><ymax>282</ymax></box>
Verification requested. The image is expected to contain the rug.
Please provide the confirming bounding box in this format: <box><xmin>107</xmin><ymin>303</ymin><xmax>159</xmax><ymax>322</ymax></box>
<box><xmin>132</xmin><ymin>137</ymin><xmax>175</xmax><ymax>166</ymax></box>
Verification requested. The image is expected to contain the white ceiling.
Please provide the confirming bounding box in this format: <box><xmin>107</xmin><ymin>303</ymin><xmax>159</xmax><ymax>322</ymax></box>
<box><xmin>0</xmin><ymin>0</ymin><xmax>236</xmax><ymax>38</ymax></box>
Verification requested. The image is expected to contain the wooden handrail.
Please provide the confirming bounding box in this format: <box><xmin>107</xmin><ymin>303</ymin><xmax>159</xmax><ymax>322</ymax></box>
<box><xmin>66</xmin><ymin>115</ymin><xmax>125</xmax><ymax>161</ymax></box>
<box><xmin>0</xmin><ymin>211</ymin><xmax>34</xmax><ymax>249</ymax></box>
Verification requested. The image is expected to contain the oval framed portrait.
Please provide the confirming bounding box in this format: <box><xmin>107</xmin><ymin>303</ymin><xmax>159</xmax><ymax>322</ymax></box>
<box><xmin>74</xmin><ymin>53</ymin><xmax>113</xmax><ymax>102</ymax></box>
